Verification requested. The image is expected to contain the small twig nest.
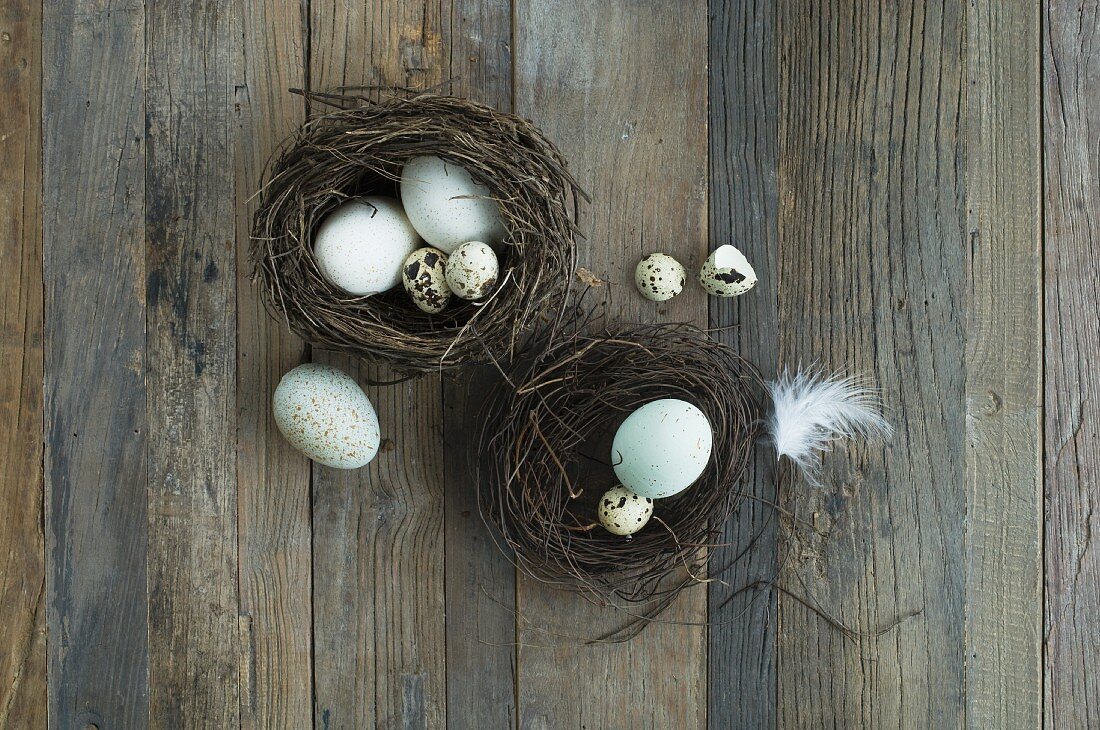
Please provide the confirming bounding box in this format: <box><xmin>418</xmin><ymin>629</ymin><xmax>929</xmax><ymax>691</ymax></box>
<box><xmin>250</xmin><ymin>91</ymin><xmax>584</xmax><ymax>374</ymax></box>
<box><xmin>478</xmin><ymin>310</ymin><xmax>765</xmax><ymax>607</ymax></box>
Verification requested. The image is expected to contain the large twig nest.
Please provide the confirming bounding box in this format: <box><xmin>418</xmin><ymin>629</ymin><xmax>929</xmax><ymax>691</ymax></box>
<box><xmin>478</xmin><ymin>312</ymin><xmax>766</xmax><ymax>609</ymax></box>
<box><xmin>250</xmin><ymin>91</ymin><xmax>584</xmax><ymax>374</ymax></box>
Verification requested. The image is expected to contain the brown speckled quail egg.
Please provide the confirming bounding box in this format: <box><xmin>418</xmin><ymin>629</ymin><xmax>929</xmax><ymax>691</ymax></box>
<box><xmin>598</xmin><ymin>485</ymin><xmax>654</xmax><ymax>536</ymax></box>
<box><xmin>612</xmin><ymin>398</ymin><xmax>713</xmax><ymax>499</ymax></box>
<box><xmin>273</xmin><ymin>364</ymin><xmax>381</xmax><ymax>469</ymax></box>
<box><xmin>445</xmin><ymin>240</ymin><xmax>499</xmax><ymax>300</ymax></box>
<box><xmin>635</xmin><ymin>253</ymin><xmax>686</xmax><ymax>302</ymax></box>
<box><xmin>699</xmin><ymin>244</ymin><xmax>757</xmax><ymax>297</ymax></box>
<box><xmin>402</xmin><ymin>246</ymin><xmax>453</xmax><ymax>314</ymax></box>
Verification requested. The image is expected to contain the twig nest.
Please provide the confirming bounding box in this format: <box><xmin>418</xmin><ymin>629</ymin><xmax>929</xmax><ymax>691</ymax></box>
<box><xmin>445</xmin><ymin>241</ymin><xmax>499</xmax><ymax>300</ymax></box>
<box><xmin>401</xmin><ymin>247</ymin><xmax>452</xmax><ymax>314</ymax></box>
<box><xmin>250</xmin><ymin>92</ymin><xmax>584</xmax><ymax>374</ymax></box>
<box><xmin>635</xmin><ymin>253</ymin><xmax>686</xmax><ymax>301</ymax></box>
<box><xmin>699</xmin><ymin>245</ymin><xmax>757</xmax><ymax>297</ymax></box>
<box><xmin>598</xmin><ymin>486</ymin><xmax>654</xmax><ymax>536</ymax></box>
<box><xmin>479</xmin><ymin>313</ymin><xmax>764</xmax><ymax>606</ymax></box>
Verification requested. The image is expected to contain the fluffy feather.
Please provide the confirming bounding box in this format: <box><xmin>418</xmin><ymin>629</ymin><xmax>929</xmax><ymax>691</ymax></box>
<box><xmin>766</xmin><ymin>368</ymin><xmax>892</xmax><ymax>486</ymax></box>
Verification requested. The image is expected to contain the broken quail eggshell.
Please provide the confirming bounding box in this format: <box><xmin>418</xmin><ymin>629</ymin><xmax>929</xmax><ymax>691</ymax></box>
<box><xmin>699</xmin><ymin>244</ymin><xmax>757</xmax><ymax>297</ymax></box>
<box><xmin>399</xmin><ymin>155</ymin><xmax>507</xmax><ymax>253</ymax></box>
<box><xmin>598</xmin><ymin>485</ymin><xmax>654</xmax><ymax>536</ymax></box>
<box><xmin>402</xmin><ymin>246</ymin><xmax>453</xmax><ymax>314</ymax></box>
<box><xmin>611</xmin><ymin>398</ymin><xmax>713</xmax><ymax>499</ymax></box>
<box><xmin>445</xmin><ymin>240</ymin><xmax>499</xmax><ymax>300</ymax></box>
<box><xmin>635</xmin><ymin>253</ymin><xmax>686</xmax><ymax>302</ymax></box>
<box><xmin>273</xmin><ymin>364</ymin><xmax>381</xmax><ymax>469</ymax></box>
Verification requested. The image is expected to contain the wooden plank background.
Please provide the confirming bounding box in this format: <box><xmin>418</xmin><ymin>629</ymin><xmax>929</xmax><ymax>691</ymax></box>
<box><xmin>4</xmin><ymin>0</ymin><xmax>1092</xmax><ymax>726</ymax></box>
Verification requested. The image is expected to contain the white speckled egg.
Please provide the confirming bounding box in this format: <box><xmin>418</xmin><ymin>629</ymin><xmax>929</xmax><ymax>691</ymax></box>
<box><xmin>700</xmin><ymin>245</ymin><xmax>757</xmax><ymax>297</ymax></box>
<box><xmin>611</xmin><ymin>399</ymin><xmax>713</xmax><ymax>499</ymax></box>
<box><xmin>401</xmin><ymin>247</ymin><xmax>453</xmax><ymax>314</ymax></box>
<box><xmin>273</xmin><ymin>364</ymin><xmax>381</xmax><ymax>469</ymax></box>
<box><xmin>598</xmin><ymin>485</ymin><xmax>654</xmax><ymax>536</ymax></box>
<box><xmin>445</xmin><ymin>241</ymin><xmax>499</xmax><ymax>300</ymax></box>
<box><xmin>635</xmin><ymin>253</ymin><xmax>686</xmax><ymax>302</ymax></box>
<box><xmin>313</xmin><ymin>197</ymin><xmax>421</xmax><ymax>296</ymax></box>
<box><xmin>399</xmin><ymin>155</ymin><xmax>507</xmax><ymax>253</ymax></box>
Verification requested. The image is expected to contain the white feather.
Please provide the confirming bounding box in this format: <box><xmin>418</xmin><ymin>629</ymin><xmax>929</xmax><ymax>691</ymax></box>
<box><xmin>766</xmin><ymin>368</ymin><xmax>892</xmax><ymax>486</ymax></box>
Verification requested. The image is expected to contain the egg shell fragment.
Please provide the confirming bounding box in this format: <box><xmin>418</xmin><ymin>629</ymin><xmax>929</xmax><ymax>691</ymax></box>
<box><xmin>598</xmin><ymin>485</ymin><xmax>655</xmax><ymax>536</ymax></box>
<box><xmin>312</xmin><ymin>197</ymin><xmax>422</xmax><ymax>296</ymax></box>
<box><xmin>611</xmin><ymin>398</ymin><xmax>713</xmax><ymax>499</ymax></box>
<box><xmin>699</xmin><ymin>244</ymin><xmax>757</xmax><ymax>297</ymax></box>
<box><xmin>635</xmin><ymin>253</ymin><xmax>686</xmax><ymax>302</ymax></box>
<box><xmin>399</xmin><ymin>155</ymin><xmax>507</xmax><ymax>254</ymax></box>
<box><xmin>402</xmin><ymin>247</ymin><xmax>453</xmax><ymax>313</ymax></box>
<box><xmin>445</xmin><ymin>240</ymin><xmax>500</xmax><ymax>300</ymax></box>
<box><xmin>273</xmin><ymin>364</ymin><xmax>381</xmax><ymax>469</ymax></box>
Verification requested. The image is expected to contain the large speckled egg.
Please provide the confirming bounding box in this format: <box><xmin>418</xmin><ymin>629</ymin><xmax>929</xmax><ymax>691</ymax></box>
<box><xmin>313</xmin><ymin>197</ymin><xmax>421</xmax><ymax>296</ymax></box>
<box><xmin>402</xmin><ymin>247</ymin><xmax>453</xmax><ymax>314</ymax></box>
<box><xmin>273</xmin><ymin>364</ymin><xmax>381</xmax><ymax>469</ymax></box>
<box><xmin>399</xmin><ymin>155</ymin><xmax>507</xmax><ymax>253</ymax></box>
<box><xmin>597</xmin><ymin>485</ymin><xmax>654</xmax><ymax>536</ymax></box>
<box><xmin>445</xmin><ymin>241</ymin><xmax>499</xmax><ymax>300</ymax></box>
<box><xmin>699</xmin><ymin>244</ymin><xmax>757</xmax><ymax>297</ymax></box>
<box><xmin>611</xmin><ymin>399</ymin><xmax>713</xmax><ymax>499</ymax></box>
<box><xmin>634</xmin><ymin>253</ymin><xmax>686</xmax><ymax>302</ymax></box>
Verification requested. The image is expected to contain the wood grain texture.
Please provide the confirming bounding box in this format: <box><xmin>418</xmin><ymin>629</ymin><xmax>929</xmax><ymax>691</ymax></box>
<box><xmin>233</xmin><ymin>1</ymin><xmax>314</xmax><ymax>726</ymax></box>
<box><xmin>145</xmin><ymin>1</ymin><xmax>240</xmax><ymax>724</ymax></box>
<box><xmin>513</xmin><ymin>1</ymin><xmax>709</xmax><ymax>726</ymax></box>
<box><xmin>0</xmin><ymin>0</ymin><xmax>44</xmax><ymax>724</ymax></box>
<box><xmin>42</xmin><ymin>1</ymin><xmax>149</xmax><ymax>726</ymax></box>
<box><xmin>1044</xmin><ymin>3</ymin><xmax>1100</xmax><ymax>727</ymax></box>
<box><xmin>441</xmin><ymin>1</ymin><xmax>518</xmax><ymax>726</ymax></box>
<box><xmin>775</xmin><ymin>1</ymin><xmax>968</xmax><ymax>726</ymax></box>
<box><xmin>309</xmin><ymin>3</ymin><xmax>448</xmax><ymax>727</ymax></box>
<box><xmin>965</xmin><ymin>2</ymin><xmax>1042</xmax><ymax>727</ymax></box>
<box><xmin>707</xmin><ymin>1</ymin><xmax>779</xmax><ymax>726</ymax></box>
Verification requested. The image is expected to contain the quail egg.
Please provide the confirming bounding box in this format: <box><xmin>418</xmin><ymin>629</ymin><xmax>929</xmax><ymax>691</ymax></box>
<box><xmin>699</xmin><ymin>244</ymin><xmax>757</xmax><ymax>297</ymax></box>
<box><xmin>445</xmin><ymin>240</ymin><xmax>499</xmax><ymax>300</ymax></box>
<box><xmin>402</xmin><ymin>247</ymin><xmax>453</xmax><ymax>314</ymax></box>
<box><xmin>635</xmin><ymin>253</ymin><xmax>686</xmax><ymax>302</ymax></box>
<box><xmin>597</xmin><ymin>485</ymin><xmax>654</xmax><ymax>536</ymax></box>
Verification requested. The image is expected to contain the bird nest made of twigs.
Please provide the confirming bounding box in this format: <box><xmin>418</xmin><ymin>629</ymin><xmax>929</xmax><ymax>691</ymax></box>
<box><xmin>478</xmin><ymin>315</ymin><xmax>766</xmax><ymax>609</ymax></box>
<box><xmin>250</xmin><ymin>91</ymin><xmax>584</xmax><ymax>374</ymax></box>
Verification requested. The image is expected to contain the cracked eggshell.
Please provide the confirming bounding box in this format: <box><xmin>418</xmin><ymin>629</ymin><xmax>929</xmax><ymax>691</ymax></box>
<box><xmin>445</xmin><ymin>240</ymin><xmax>499</xmax><ymax>300</ymax></box>
<box><xmin>635</xmin><ymin>253</ymin><xmax>686</xmax><ymax>302</ymax></box>
<box><xmin>399</xmin><ymin>155</ymin><xmax>507</xmax><ymax>254</ymax></box>
<box><xmin>611</xmin><ymin>398</ymin><xmax>713</xmax><ymax>499</ymax></box>
<box><xmin>700</xmin><ymin>244</ymin><xmax>757</xmax><ymax>297</ymax></box>
<box><xmin>273</xmin><ymin>364</ymin><xmax>381</xmax><ymax>469</ymax></box>
<box><xmin>402</xmin><ymin>246</ymin><xmax>453</xmax><ymax>314</ymax></box>
<box><xmin>312</xmin><ymin>197</ymin><xmax>421</xmax><ymax>296</ymax></box>
<box><xmin>598</xmin><ymin>485</ymin><xmax>654</xmax><ymax>536</ymax></box>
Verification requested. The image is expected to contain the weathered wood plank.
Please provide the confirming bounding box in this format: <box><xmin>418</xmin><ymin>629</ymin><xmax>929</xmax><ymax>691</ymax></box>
<box><xmin>233</xmin><ymin>1</ymin><xmax>314</xmax><ymax>726</ymax></box>
<box><xmin>775</xmin><ymin>1</ymin><xmax>968</xmax><ymax>726</ymax></box>
<box><xmin>42</xmin><ymin>2</ymin><xmax>149</xmax><ymax>726</ymax></box>
<box><xmin>0</xmin><ymin>0</ymin><xmax>44</xmax><ymax>724</ymax></box>
<box><xmin>1044</xmin><ymin>3</ymin><xmax>1100</xmax><ymax>727</ymax></box>
<box><xmin>707</xmin><ymin>1</ymin><xmax>779</xmax><ymax>727</ymax></box>
<box><xmin>513</xmin><ymin>1</ymin><xmax>709</xmax><ymax>726</ymax></box>
<box><xmin>441</xmin><ymin>2</ymin><xmax>518</xmax><ymax>726</ymax></box>
<box><xmin>145</xmin><ymin>1</ymin><xmax>240</xmax><ymax>724</ymax></box>
<box><xmin>309</xmin><ymin>2</ymin><xmax>448</xmax><ymax>727</ymax></box>
<box><xmin>965</xmin><ymin>2</ymin><xmax>1042</xmax><ymax>727</ymax></box>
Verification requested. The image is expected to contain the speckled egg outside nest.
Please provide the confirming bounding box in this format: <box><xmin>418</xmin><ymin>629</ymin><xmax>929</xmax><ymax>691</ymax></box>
<box><xmin>699</xmin><ymin>244</ymin><xmax>757</xmax><ymax>297</ymax></box>
<box><xmin>634</xmin><ymin>253</ymin><xmax>686</xmax><ymax>302</ymax></box>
